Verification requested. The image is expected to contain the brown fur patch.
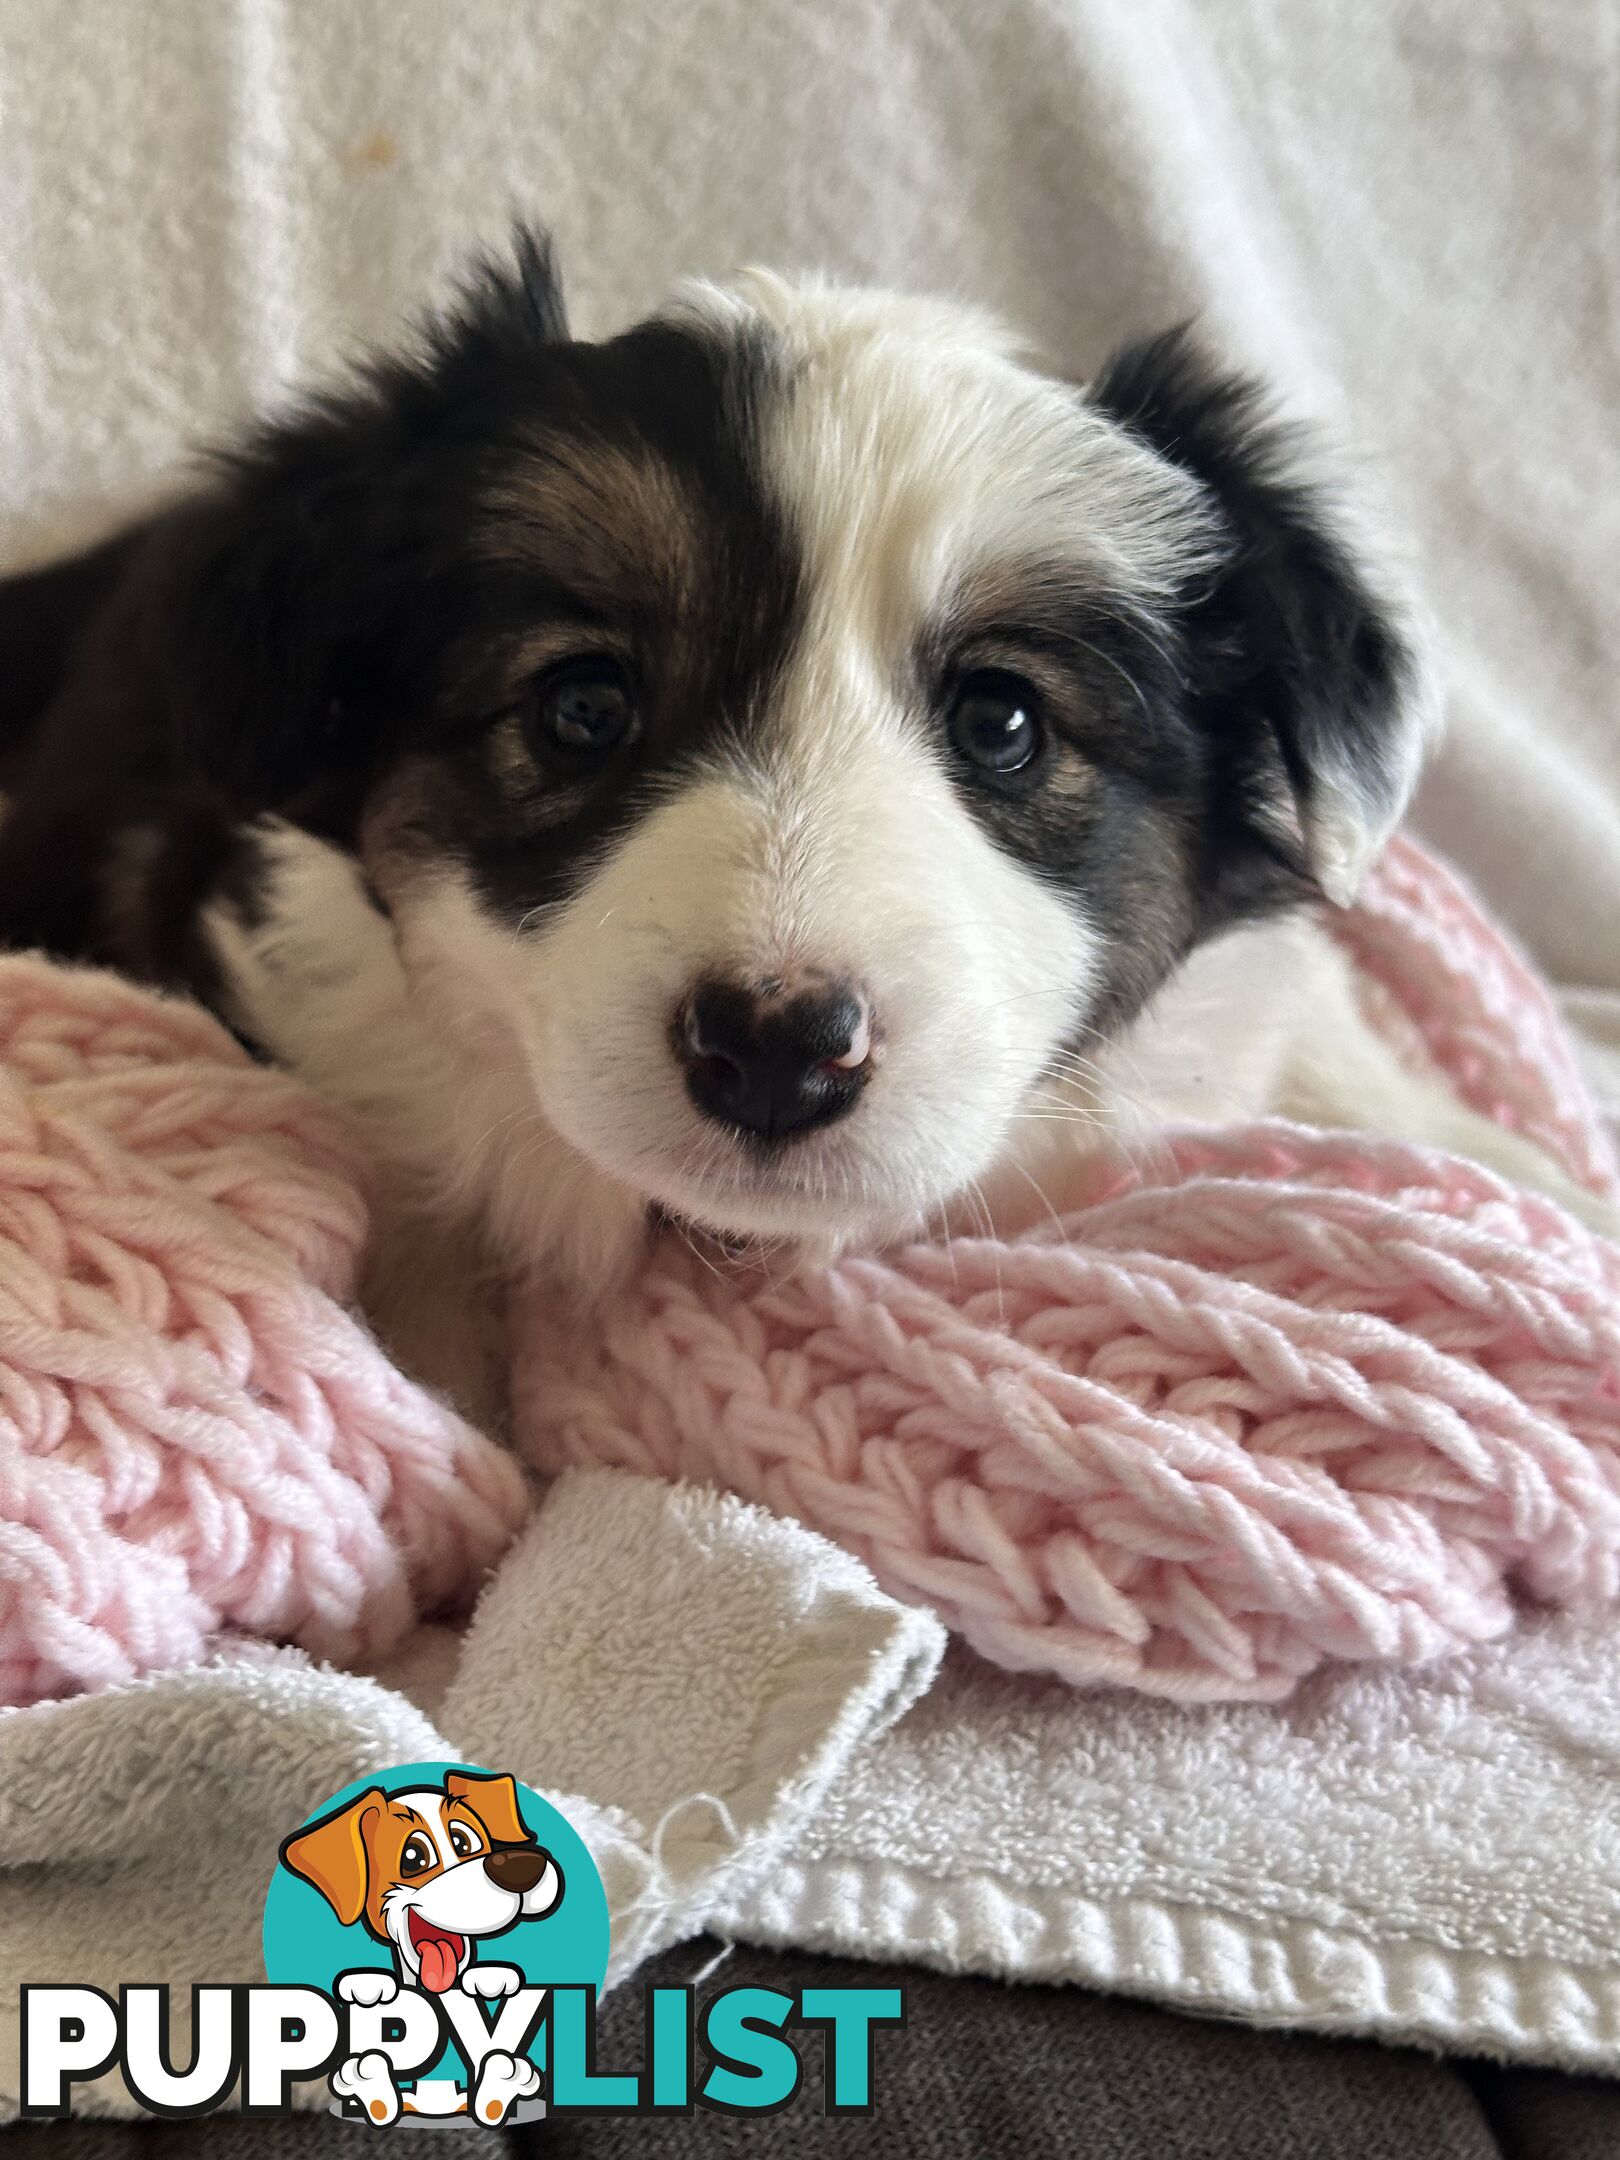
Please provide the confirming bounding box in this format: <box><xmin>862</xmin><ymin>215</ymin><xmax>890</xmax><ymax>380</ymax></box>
<box><xmin>484</xmin><ymin>433</ymin><xmax>701</xmax><ymax>621</ymax></box>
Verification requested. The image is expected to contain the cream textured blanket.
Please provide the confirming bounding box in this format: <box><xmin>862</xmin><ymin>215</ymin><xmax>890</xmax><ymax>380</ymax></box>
<box><xmin>3</xmin><ymin>0</ymin><xmax>1617</xmax><ymax>1012</ymax></box>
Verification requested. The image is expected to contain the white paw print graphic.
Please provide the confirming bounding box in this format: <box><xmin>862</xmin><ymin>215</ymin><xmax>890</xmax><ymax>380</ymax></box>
<box><xmin>336</xmin><ymin>1970</ymin><xmax>399</xmax><ymax>2009</ymax></box>
<box><xmin>330</xmin><ymin>2050</ymin><xmax>401</xmax><ymax>2126</ymax></box>
<box><xmin>472</xmin><ymin>2049</ymin><xmax>541</xmax><ymax>2125</ymax></box>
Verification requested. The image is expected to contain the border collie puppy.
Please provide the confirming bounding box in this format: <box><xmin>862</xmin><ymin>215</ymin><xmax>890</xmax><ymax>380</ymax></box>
<box><xmin>0</xmin><ymin>232</ymin><xmax>1597</xmax><ymax>1380</ymax></box>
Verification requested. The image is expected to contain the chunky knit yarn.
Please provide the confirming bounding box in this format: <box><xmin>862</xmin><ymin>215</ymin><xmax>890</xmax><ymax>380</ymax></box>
<box><xmin>514</xmin><ymin>839</ymin><xmax>1620</xmax><ymax>1702</ymax></box>
<box><xmin>0</xmin><ymin>959</ymin><xmax>529</xmax><ymax>1707</ymax></box>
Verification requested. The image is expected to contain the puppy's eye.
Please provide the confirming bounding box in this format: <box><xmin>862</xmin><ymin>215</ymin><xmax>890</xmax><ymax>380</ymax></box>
<box><xmin>448</xmin><ymin>1822</ymin><xmax>481</xmax><ymax>1859</ymax></box>
<box><xmin>948</xmin><ymin>670</ymin><xmax>1045</xmax><ymax>777</ymax></box>
<box><xmin>400</xmin><ymin>1835</ymin><xmax>435</xmax><ymax>1877</ymax></box>
<box><xmin>529</xmin><ymin>658</ymin><xmax>639</xmax><ymax>760</ymax></box>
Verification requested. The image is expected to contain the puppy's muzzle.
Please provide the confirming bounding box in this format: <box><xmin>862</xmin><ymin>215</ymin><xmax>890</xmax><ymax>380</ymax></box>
<box><xmin>675</xmin><ymin>974</ymin><xmax>873</xmax><ymax>1141</ymax></box>
<box><xmin>484</xmin><ymin>1847</ymin><xmax>550</xmax><ymax>1894</ymax></box>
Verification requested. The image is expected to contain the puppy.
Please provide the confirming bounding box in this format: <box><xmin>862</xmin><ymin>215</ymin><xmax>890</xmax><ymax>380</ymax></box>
<box><xmin>0</xmin><ymin>231</ymin><xmax>1595</xmax><ymax>1402</ymax></box>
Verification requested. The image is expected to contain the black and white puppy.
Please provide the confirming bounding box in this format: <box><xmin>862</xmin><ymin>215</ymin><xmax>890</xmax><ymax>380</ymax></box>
<box><xmin>0</xmin><ymin>233</ymin><xmax>1593</xmax><ymax>1380</ymax></box>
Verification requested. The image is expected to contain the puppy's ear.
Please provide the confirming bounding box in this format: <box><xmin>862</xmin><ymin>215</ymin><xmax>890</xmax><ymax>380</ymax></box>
<box><xmin>164</xmin><ymin>226</ymin><xmax>569</xmax><ymax>830</ymax></box>
<box><xmin>1089</xmin><ymin>327</ymin><xmax>1437</xmax><ymax>919</ymax></box>
<box><xmin>446</xmin><ymin>1770</ymin><xmax>533</xmax><ymax>1847</ymax></box>
<box><xmin>279</xmin><ymin>1789</ymin><xmax>383</xmax><ymax>1927</ymax></box>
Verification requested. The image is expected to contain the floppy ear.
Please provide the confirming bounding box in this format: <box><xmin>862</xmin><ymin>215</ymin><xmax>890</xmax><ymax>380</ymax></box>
<box><xmin>278</xmin><ymin>1788</ymin><xmax>383</xmax><ymax>1927</ymax></box>
<box><xmin>446</xmin><ymin>1771</ymin><xmax>534</xmax><ymax>1847</ymax></box>
<box><xmin>1088</xmin><ymin>327</ymin><xmax>1437</xmax><ymax>919</ymax></box>
<box><xmin>164</xmin><ymin>226</ymin><xmax>569</xmax><ymax>829</ymax></box>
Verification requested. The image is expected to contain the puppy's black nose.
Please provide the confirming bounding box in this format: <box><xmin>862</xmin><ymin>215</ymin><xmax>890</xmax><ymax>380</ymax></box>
<box><xmin>484</xmin><ymin>1847</ymin><xmax>548</xmax><ymax>1893</ymax></box>
<box><xmin>677</xmin><ymin>977</ymin><xmax>873</xmax><ymax>1140</ymax></box>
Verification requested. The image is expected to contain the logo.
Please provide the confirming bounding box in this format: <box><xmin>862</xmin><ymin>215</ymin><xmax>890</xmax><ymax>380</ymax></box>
<box><xmin>20</xmin><ymin>1760</ymin><xmax>904</xmax><ymax>2126</ymax></box>
<box><xmin>266</xmin><ymin>1760</ymin><xmax>607</xmax><ymax>2124</ymax></box>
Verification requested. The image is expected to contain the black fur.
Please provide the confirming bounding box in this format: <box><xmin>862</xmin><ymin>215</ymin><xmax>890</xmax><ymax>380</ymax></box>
<box><xmin>392</xmin><ymin>312</ymin><xmax>804</xmax><ymax>928</ymax></box>
<box><xmin>0</xmin><ymin>244</ymin><xmax>1415</xmax><ymax>1068</ymax></box>
<box><xmin>0</xmin><ymin>529</ymin><xmax>140</xmax><ymax>784</ymax></box>
<box><xmin>0</xmin><ymin>231</ymin><xmax>803</xmax><ymax>983</ymax></box>
<box><xmin>1088</xmin><ymin>326</ymin><xmax>1418</xmax><ymax>932</ymax></box>
<box><xmin>920</xmin><ymin>587</ymin><xmax>1210</xmax><ymax>1036</ymax></box>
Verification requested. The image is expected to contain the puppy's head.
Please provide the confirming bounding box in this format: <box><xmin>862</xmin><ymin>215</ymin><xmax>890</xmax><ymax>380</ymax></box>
<box><xmin>279</xmin><ymin>1772</ymin><xmax>561</xmax><ymax>1993</ymax></box>
<box><xmin>174</xmin><ymin>231</ymin><xmax>1434</xmax><ymax>1269</ymax></box>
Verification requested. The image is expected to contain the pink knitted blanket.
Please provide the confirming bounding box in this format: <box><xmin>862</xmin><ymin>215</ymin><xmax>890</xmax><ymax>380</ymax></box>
<box><xmin>0</xmin><ymin>964</ymin><xmax>529</xmax><ymax>1707</ymax></box>
<box><xmin>4</xmin><ymin>839</ymin><xmax>1616</xmax><ymax>1712</ymax></box>
<box><xmin>512</xmin><ymin>839</ymin><xmax>1620</xmax><ymax>1702</ymax></box>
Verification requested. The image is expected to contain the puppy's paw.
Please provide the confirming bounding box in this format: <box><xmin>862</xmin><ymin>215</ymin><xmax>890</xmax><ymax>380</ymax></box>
<box><xmin>461</xmin><ymin>1962</ymin><xmax>523</xmax><ymax>1999</ymax></box>
<box><xmin>331</xmin><ymin>2050</ymin><xmax>401</xmax><ymax>2125</ymax></box>
<box><xmin>336</xmin><ymin>1969</ymin><xmax>399</xmax><ymax>2009</ymax></box>
<box><xmin>471</xmin><ymin>2049</ymin><xmax>541</xmax><ymax>2125</ymax></box>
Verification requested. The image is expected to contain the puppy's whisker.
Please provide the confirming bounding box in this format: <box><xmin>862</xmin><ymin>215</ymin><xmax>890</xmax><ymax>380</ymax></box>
<box><xmin>1009</xmin><ymin>1159</ymin><xmax>1070</xmax><ymax>1242</ymax></box>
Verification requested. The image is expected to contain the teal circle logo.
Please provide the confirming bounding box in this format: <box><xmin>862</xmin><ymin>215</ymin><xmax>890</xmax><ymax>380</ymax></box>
<box><xmin>263</xmin><ymin>1761</ymin><xmax>607</xmax><ymax>2124</ymax></box>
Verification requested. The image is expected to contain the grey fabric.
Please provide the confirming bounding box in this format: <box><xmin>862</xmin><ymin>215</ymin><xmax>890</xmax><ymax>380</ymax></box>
<box><xmin>544</xmin><ymin>1943</ymin><xmax>1498</xmax><ymax>2160</ymax></box>
<box><xmin>14</xmin><ymin>1939</ymin><xmax>1620</xmax><ymax>2160</ymax></box>
<box><xmin>1464</xmin><ymin>2063</ymin><xmax>1620</xmax><ymax>2160</ymax></box>
<box><xmin>0</xmin><ymin>2126</ymin><xmax>472</xmax><ymax>2158</ymax></box>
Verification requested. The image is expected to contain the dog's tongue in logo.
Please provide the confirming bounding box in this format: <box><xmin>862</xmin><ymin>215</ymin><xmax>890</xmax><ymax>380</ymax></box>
<box><xmin>408</xmin><ymin>1913</ymin><xmax>466</xmax><ymax>1994</ymax></box>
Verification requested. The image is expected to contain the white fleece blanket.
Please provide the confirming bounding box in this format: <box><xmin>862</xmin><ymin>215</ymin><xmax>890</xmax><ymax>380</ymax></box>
<box><xmin>722</xmin><ymin>1622</ymin><xmax>1620</xmax><ymax>2072</ymax></box>
<box><xmin>3</xmin><ymin>0</ymin><xmax>1620</xmax><ymax>2102</ymax></box>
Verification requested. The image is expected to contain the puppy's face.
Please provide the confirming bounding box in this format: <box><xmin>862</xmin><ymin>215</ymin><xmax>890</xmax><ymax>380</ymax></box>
<box><xmin>179</xmin><ymin>239</ymin><xmax>1431</xmax><ymax>1267</ymax></box>
<box><xmin>280</xmin><ymin>1772</ymin><xmax>561</xmax><ymax>1994</ymax></box>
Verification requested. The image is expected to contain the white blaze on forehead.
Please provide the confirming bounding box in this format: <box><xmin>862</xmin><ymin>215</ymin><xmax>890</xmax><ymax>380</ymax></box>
<box><xmin>390</xmin><ymin>1790</ymin><xmax>456</xmax><ymax>1867</ymax></box>
<box><xmin>673</xmin><ymin>268</ymin><xmax>1222</xmax><ymax>636</ymax></box>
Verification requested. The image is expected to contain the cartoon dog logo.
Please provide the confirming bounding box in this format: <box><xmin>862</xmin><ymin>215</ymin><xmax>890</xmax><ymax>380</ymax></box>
<box><xmin>280</xmin><ymin>1769</ymin><xmax>563</xmax><ymax>2124</ymax></box>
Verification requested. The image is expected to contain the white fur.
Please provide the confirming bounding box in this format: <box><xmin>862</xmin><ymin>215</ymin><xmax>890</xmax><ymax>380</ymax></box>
<box><xmin>683</xmin><ymin>268</ymin><xmax>1225</xmax><ymax>611</ymax></box>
